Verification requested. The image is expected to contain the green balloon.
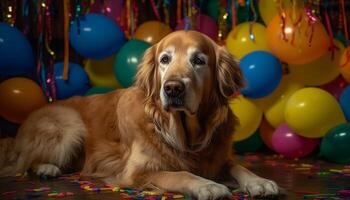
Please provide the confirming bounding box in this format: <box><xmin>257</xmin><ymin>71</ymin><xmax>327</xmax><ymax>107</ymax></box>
<box><xmin>234</xmin><ymin>130</ymin><xmax>263</xmax><ymax>153</ymax></box>
<box><xmin>85</xmin><ymin>86</ymin><xmax>114</xmax><ymax>96</ymax></box>
<box><xmin>113</xmin><ymin>39</ymin><xmax>151</xmax><ymax>88</ymax></box>
<box><xmin>320</xmin><ymin>123</ymin><xmax>350</xmax><ymax>164</ymax></box>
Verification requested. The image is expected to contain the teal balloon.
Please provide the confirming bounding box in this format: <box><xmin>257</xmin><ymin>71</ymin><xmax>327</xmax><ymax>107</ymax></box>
<box><xmin>85</xmin><ymin>86</ymin><xmax>114</xmax><ymax>96</ymax></box>
<box><xmin>234</xmin><ymin>130</ymin><xmax>263</xmax><ymax>153</ymax></box>
<box><xmin>113</xmin><ymin>40</ymin><xmax>151</xmax><ymax>88</ymax></box>
<box><xmin>320</xmin><ymin>123</ymin><xmax>350</xmax><ymax>164</ymax></box>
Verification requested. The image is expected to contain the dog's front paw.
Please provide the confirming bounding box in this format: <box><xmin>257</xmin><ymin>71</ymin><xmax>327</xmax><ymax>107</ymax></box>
<box><xmin>34</xmin><ymin>164</ymin><xmax>61</xmax><ymax>177</ymax></box>
<box><xmin>192</xmin><ymin>181</ymin><xmax>232</xmax><ymax>200</ymax></box>
<box><xmin>240</xmin><ymin>177</ymin><xmax>279</xmax><ymax>197</ymax></box>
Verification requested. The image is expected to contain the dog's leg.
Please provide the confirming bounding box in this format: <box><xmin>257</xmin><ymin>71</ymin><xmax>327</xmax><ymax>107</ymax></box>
<box><xmin>15</xmin><ymin>105</ymin><xmax>86</xmax><ymax>177</ymax></box>
<box><xmin>230</xmin><ymin>164</ymin><xmax>279</xmax><ymax>196</ymax></box>
<box><xmin>144</xmin><ymin>171</ymin><xmax>232</xmax><ymax>200</ymax></box>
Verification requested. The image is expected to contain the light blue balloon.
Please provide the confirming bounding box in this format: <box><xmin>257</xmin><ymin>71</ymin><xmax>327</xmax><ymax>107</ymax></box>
<box><xmin>340</xmin><ymin>85</ymin><xmax>350</xmax><ymax>122</ymax></box>
<box><xmin>70</xmin><ymin>14</ymin><xmax>126</xmax><ymax>60</ymax></box>
<box><xmin>0</xmin><ymin>22</ymin><xmax>34</xmax><ymax>77</ymax></box>
<box><xmin>54</xmin><ymin>62</ymin><xmax>90</xmax><ymax>99</ymax></box>
<box><xmin>240</xmin><ymin>51</ymin><xmax>282</xmax><ymax>99</ymax></box>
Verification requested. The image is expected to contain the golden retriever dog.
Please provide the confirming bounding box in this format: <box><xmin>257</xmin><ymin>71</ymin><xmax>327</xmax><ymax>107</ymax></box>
<box><xmin>0</xmin><ymin>30</ymin><xmax>279</xmax><ymax>199</ymax></box>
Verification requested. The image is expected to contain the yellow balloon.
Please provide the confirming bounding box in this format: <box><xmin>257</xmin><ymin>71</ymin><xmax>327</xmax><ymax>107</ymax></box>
<box><xmin>258</xmin><ymin>0</ymin><xmax>291</xmax><ymax>25</ymax></box>
<box><xmin>226</xmin><ymin>22</ymin><xmax>269</xmax><ymax>59</ymax></box>
<box><xmin>285</xmin><ymin>87</ymin><xmax>346</xmax><ymax>138</ymax></box>
<box><xmin>85</xmin><ymin>55</ymin><xmax>122</xmax><ymax>88</ymax></box>
<box><xmin>289</xmin><ymin>40</ymin><xmax>344</xmax><ymax>86</ymax></box>
<box><xmin>229</xmin><ymin>96</ymin><xmax>263</xmax><ymax>141</ymax></box>
<box><xmin>264</xmin><ymin>76</ymin><xmax>304</xmax><ymax>127</ymax></box>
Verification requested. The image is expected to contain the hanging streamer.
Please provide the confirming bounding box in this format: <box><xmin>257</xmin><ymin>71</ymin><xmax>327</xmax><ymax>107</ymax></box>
<box><xmin>324</xmin><ymin>0</ymin><xmax>337</xmax><ymax>60</ymax></box>
<box><xmin>340</xmin><ymin>0</ymin><xmax>350</xmax><ymax>68</ymax></box>
<box><xmin>63</xmin><ymin>0</ymin><xmax>70</xmax><ymax>80</ymax></box>
<box><xmin>177</xmin><ymin>0</ymin><xmax>182</xmax><ymax>24</ymax></box>
<box><xmin>218</xmin><ymin>0</ymin><xmax>228</xmax><ymax>44</ymax></box>
<box><xmin>1</xmin><ymin>0</ymin><xmax>17</xmax><ymax>26</ymax></box>
<box><xmin>231</xmin><ymin>0</ymin><xmax>237</xmax><ymax>33</ymax></box>
<box><xmin>150</xmin><ymin>0</ymin><xmax>161</xmax><ymax>21</ymax></box>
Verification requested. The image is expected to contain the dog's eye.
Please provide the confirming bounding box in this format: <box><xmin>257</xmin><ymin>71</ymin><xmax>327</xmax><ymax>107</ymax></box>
<box><xmin>191</xmin><ymin>55</ymin><xmax>205</xmax><ymax>66</ymax></box>
<box><xmin>160</xmin><ymin>55</ymin><xmax>171</xmax><ymax>64</ymax></box>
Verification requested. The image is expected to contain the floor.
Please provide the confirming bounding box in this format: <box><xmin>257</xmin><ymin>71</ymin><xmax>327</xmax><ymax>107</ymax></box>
<box><xmin>0</xmin><ymin>153</ymin><xmax>349</xmax><ymax>200</ymax></box>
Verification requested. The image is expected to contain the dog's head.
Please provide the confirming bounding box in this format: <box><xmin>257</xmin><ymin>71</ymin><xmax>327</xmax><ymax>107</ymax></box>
<box><xmin>136</xmin><ymin>30</ymin><xmax>243</xmax><ymax>116</ymax></box>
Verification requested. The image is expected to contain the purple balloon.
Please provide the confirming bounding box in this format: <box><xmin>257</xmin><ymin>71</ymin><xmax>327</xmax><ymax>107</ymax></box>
<box><xmin>272</xmin><ymin>124</ymin><xmax>319</xmax><ymax>158</ymax></box>
<box><xmin>176</xmin><ymin>14</ymin><xmax>218</xmax><ymax>40</ymax></box>
<box><xmin>320</xmin><ymin>76</ymin><xmax>348</xmax><ymax>100</ymax></box>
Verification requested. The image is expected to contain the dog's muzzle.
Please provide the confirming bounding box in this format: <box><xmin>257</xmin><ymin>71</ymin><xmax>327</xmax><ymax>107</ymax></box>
<box><xmin>163</xmin><ymin>79</ymin><xmax>185</xmax><ymax>110</ymax></box>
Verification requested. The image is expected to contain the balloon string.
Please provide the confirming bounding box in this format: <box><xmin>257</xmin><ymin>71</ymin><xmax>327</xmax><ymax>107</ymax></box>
<box><xmin>339</xmin><ymin>0</ymin><xmax>350</xmax><ymax>68</ymax></box>
<box><xmin>249</xmin><ymin>0</ymin><xmax>257</xmax><ymax>22</ymax></box>
<box><xmin>63</xmin><ymin>0</ymin><xmax>70</xmax><ymax>80</ymax></box>
<box><xmin>150</xmin><ymin>0</ymin><xmax>160</xmax><ymax>21</ymax></box>
<box><xmin>324</xmin><ymin>8</ymin><xmax>336</xmax><ymax>60</ymax></box>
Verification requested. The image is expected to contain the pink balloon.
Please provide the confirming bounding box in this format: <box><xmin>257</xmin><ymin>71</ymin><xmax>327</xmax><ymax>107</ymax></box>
<box><xmin>90</xmin><ymin>0</ymin><xmax>124</xmax><ymax>25</ymax></box>
<box><xmin>272</xmin><ymin>124</ymin><xmax>319</xmax><ymax>158</ymax></box>
<box><xmin>320</xmin><ymin>76</ymin><xmax>348</xmax><ymax>100</ymax></box>
<box><xmin>176</xmin><ymin>14</ymin><xmax>218</xmax><ymax>40</ymax></box>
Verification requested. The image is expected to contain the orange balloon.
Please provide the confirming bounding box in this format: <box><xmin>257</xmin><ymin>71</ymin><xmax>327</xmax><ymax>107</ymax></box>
<box><xmin>0</xmin><ymin>78</ymin><xmax>47</xmax><ymax>123</ymax></box>
<box><xmin>340</xmin><ymin>47</ymin><xmax>350</xmax><ymax>83</ymax></box>
<box><xmin>259</xmin><ymin>118</ymin><xmax>275</xmax><ymax>150</ymax></box>
<box><xmin>267</xmin><ymin>10</ymin><xmax>329</xmax><ymax>64</ymax></box>
<box><xmin>134</xmin><ymin>21</ymin><xmax>172</xmax><ymax>45</ymax></box>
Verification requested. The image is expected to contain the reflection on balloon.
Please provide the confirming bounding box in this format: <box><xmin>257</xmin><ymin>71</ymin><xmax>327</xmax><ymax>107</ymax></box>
<box><xmin>85</xmin><ymin>55</ymin><xmax>121</xmax><ymax>88</ymax></box>
<box><xmin>134</xmin><ymin>21</ymin><xmax>172</xmax><ymax>45</ymax></box>
<box><xmin>285</xmin><ymin>87</ymin><xmax>346</xmax><ymax>138</ymax></box>
<box><xmin>70</xmin><ymin>14</ymin><xmax>126</xmax><ymax>59</ymax></box>
<box><xmin>320</xmin><ymin>123</ymin><xmax>350</xmax><ymax>164</ymax></box>
<box><xmin>0</xmin><ymin>22</ymin><xmax>34</xmax><ymax>77</ymax></box>
<box><xmin>240</xmin><ymin>51</ymin><xmax>282</xmax><ymax>99</ymax></box>
<box><xmin>230</xmin><ymin>96</ymin><xmax>263</xmax><ymax>142</ymax></box>
<box><xmin>267</xmin><ymin>10</ymin><xmax>329</xmax><ymax>64</ymax></box>
<box><xmin>176</xmin><ymin>14</ymin><xmax>218</xmax><ymax>40</ymax></box>
<box><xmin>114</xmin><ymin>40</ymin><xmax>151</xmax><ymax>87</ymax></box>
<box><xmin>226</xmin><ymin>22</ymin><xmax>269</xmax><ymax>59</ymax></box>
<box><xmin>234</xmin><ymin>130</ymin><xmax>263</xmax><ymax>153</ymax></box>
<box><xmin>272</xmin><ymin>123</ymin><xmax>319</xmax><ymax>158</ymax></box>
<box><xmin>289</xmin><ymin>40</ymin><xmax>344</xmax><ymax>86</ymax></box>
<box><xmin>0</xmin><ymin>78</ymin><xmax>47</xmax><ymax>123</ymax></box>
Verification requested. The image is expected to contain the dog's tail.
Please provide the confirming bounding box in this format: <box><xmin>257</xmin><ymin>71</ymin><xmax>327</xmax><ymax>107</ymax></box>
<box><xmin>0</xmin><ymin>138</ymin><xmax>18</xmax><ymax>176</ymax></box>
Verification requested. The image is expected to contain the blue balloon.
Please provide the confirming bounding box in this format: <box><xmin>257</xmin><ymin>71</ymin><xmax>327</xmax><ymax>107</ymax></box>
<box><xmin>240</xmin><ymin>51</ymin><xmax>282</xmax><ymax>99</ymax></box>
<box><xmin>0</xmin><ymin>22</ymin><xmax>34</xmax><ymax>77</ymax></box>
<box><xmin>69</xmin><ymin>14</ymin><xmax>126</xmax><ymax>60</ymax></box>
<box><xmin>340</xmin><ymin>86</ymin><xmax>350</xmax><ymax>122</ymax></box>
<box><xmin>54</xmin><ymin>62</ymin><xmax>90</xmax><ymax>99</ymax></box>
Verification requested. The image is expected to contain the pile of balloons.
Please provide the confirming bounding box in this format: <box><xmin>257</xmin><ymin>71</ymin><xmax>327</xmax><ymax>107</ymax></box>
<box><xmin>1</xmin><ymin>1</ymin><xmax>350</xmax><ymax>165</ymax></box>
<box><xmin>228</xmin><ymin>3</ymin><xmax>350</xmax><ymax>164</ymax></box>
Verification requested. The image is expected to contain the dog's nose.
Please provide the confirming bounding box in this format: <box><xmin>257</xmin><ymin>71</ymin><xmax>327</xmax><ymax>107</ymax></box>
<box><xmin>164</xmin><ymin>80</ymin><xmax>185</xmax><ymax>97</ymax></box>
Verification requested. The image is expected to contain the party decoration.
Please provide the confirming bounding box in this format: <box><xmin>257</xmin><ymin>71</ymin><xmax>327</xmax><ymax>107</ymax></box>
<box><xmin>258</xmin><ymin>0</ymin><xmax>291</xmax><ymax>25</ymax></box>
<box><xmin>69</xmin><ymin>13</ymin><xmax>126</xmax><ymax>60</ymax></box>
<box><xmin>320</xmin><ymin>123</ymin><xmax>350</xmax><ymax>164</ymax></box>
<box><xmin>85</xmin><ymin>55</ymin><xmax>121</xmax><ymax>88</ymax></box>
<box><xmin>272</xmin><ymin>123</ymin><xmax>319</xmax><ymax>158</ymax></box>
<box><xmin>54</xmin><ymin>62</ymin><xmax>90</xmax><ymax>99</ymax></box>
<box><xmin>229</xmin><ymin>96</ymin><xmax>263</xmax><ymax>142</ymax></box>
<box><xmin>0</xmin><ymin>78</ymin><xmax>47</xmax><ymax>123</ymax></box>
<box><xmin>114</xmin><ymin>40</ymin><xmax>151</xmax><ymax>87</ymax></box>
<box><xmin>240</xmin><ymin>51</ymin><xmax>282</xmax><ymax>99</ymax></box>
<box><xmin>90</xmin><ymin>0</ymin><xmax>124</xmax><ymax>26</ymax></box>
<box><xmin>234</xmin><ymin>130</ymin><xmax>263</xmax><ymax>153</ymax></box>
<box><xmin>85</xmin><ymin>87</ymin><xmax>114</xmax><ymax>96</ymax></box>
<box><xmin>285</xmin><ymin>87</ymin><xmax>346</xmax><ymax>138</ymax></box>
<box><xmin>259</xmin><ymin>118</ymin><xmax>275</xmax><ymax>150</ymax></box>
<box><xmin>289</xmin><ymin>40</ymin><xmax>344</xmax><ymax>86</ymax></box>
<box><xmin>340</xmin><ymin>48</ymin><xmax>350</xmax><ymax>83</ymax></box>
<box><xmin>134</xmin><ymin>21</ymin><xmax>172</xmax><ymax>45</ymax></box>
<box><xmin>226</xmin><ymin>22</ymin><xmax>269</xmax><ymax>59</ymax></box>
<box><xmin>0</xmin><ymin>22</ymin><xmax>34</xmax><ymax>77</ymax></box>
<box><xmin>267</xmin><ymin>10</ymin><xmax>330</xmax><ymax>65</ymax></box>
<box><xmin>264</xmin><ymin>76</ymin><xmax>304</xmax><ymax>128</ymax></box>
<box><xmin>339</xmin><ymin>86</ymin><xmax>350</xmax><ymax>122</ymax></box>
<box><xmin>176</xmin><ymin>14</ymin><xmax>218</xmax><ymax>40</ymax></box>
<box><xmin>320</xmin><ymin>76</ymin><xmax>348</xmax><ymax>100</ymax></box>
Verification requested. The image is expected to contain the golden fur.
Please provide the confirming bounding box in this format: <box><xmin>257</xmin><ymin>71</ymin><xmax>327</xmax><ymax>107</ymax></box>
<box><xmin>0</xmin><ymin>31</ymin><xmax>279</xmax><ymax>199</ymax></box>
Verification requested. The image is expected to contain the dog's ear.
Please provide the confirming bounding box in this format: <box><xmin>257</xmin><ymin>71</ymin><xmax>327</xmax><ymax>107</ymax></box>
<box><xmin>135</xmin><ymin>45</ymin><xmax>159</xmax><ymax>100</ymax></box>
<box><xmin>216</xmin><ymin>47</ymin><xmax>244</xmax><ymax>99</ymax></box>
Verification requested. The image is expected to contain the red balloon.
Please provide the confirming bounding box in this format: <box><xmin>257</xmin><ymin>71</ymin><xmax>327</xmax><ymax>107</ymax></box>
<box><xmin>320</xmin><ymin>76</ymin><xmax>348</xmax><ymax>100</ymax></box>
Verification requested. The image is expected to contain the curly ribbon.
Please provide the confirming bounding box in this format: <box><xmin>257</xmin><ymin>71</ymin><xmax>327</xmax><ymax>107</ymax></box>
<box><xmin>126</xmin><ymin>0</ymin><xmax>131</xmax><ymax>38</ymax></box>
<box><xmin>340</xmin><ymin>0</ymin><xmax>350</xmax><ymax>68</ymax></box>
<box><xmin>249</xmin><ymin>0</ymin><xmax>257</xmax><ymax>22</ymax></box>
<box><xmin>324</xmin><ymin>1</ymin><xmax>337</xmax><ymax>60</ymax></box>
<box><xmin>1</xmin><ymin>0</ymin><xmax>17</xmax><ymax>26</ymax></box>
<box><xmin>163</xmin><ymin>0</ymin><xmax>170</xmax><ymax>26</ymax></box>
<box><xmin>63</xmin><ymin>0</ymin><xmax>70</xmax><ymax>80</ymax></box>
<box><xmin>277</xmin><ymin>0</ymin><xmax>288</xmax><ymax>41</ymax></box>
<box><xmin>22</xmin><ymin>0</ymin><xmax>30</xmax><ymax>34</ymax></box>
<box><xmin>177</xmin><ymin>0</ymin><xmax>182</xmax><ymax>24</ymax></box>
<box><xmin>218</xmin><ymin>0</ymin><xmax>228</xmax><ymax>44</ymax></box>
<box><xmin>231</xmin><ymin>0</ymin><xmax>236</xmax><ymax>33</ymax></box>
<box><xmin>150</xmin><ymin>0</ymin><xmax>160</xmax><ymax>21</ymax></box>
<box><xmin>305</xmin><ymin>5</ymin><xmax>317</xmax><ymax>48</ymax></box>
